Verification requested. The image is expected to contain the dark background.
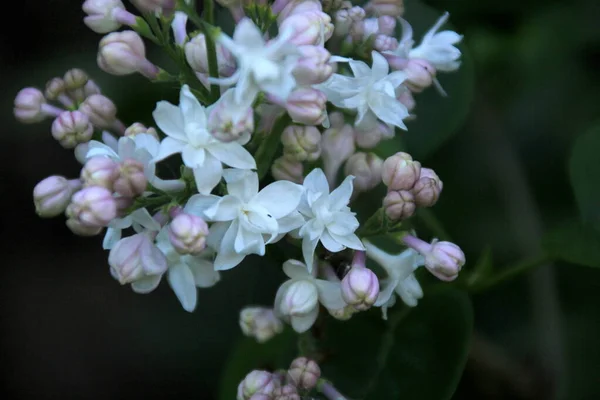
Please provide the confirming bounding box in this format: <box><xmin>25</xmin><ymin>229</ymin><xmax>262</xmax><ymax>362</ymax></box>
<box><xmin>1</xmin><ymin>0</ymin><xmax>600</xmax><ymax>399</ymax></box>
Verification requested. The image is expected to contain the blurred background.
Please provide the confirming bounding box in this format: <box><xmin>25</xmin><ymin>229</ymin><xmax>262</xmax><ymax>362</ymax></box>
<box><xmin>1</xmin><ymin>0</ymin><xmax>599</xmax><ymax>399</ymax></box>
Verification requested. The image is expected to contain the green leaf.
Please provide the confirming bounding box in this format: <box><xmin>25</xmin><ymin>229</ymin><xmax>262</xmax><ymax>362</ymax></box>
<box><xmin>217</xmin><ymin>328</ymin><xmax>296</xmax><ymax>400</ymax></box>
<box><xmin>320</xmin><ymin>287</ymin><xmax>473</xmax><ymax>400</ymax></box>
<box><xmin>569</xmin><ymin>123</ymin><xmax>600</xmax><ymax>231</ymax></box>
<box><xmin>542</xmin><ymin>219</ymin><xmax>600</xmax><ymax>268</ymax></box>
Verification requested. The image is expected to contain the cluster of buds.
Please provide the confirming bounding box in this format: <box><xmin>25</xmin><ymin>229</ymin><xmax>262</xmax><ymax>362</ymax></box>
<box><xmin>381</xmin><ymin>152</ymin><xmax>443</xmax><ymax>221</ymax></box>
<box><xmin>239</xmin><ymin>307</ymin><xmax>284</xmax><ymax>343</ymax></box>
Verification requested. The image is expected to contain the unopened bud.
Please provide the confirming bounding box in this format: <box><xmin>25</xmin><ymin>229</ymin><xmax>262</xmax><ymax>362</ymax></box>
<box><xmin>14</xmin><ymin>88</ymin><xmax>48</xmax><ymax>123</ymax></box>
<box><xmin>79</xmin><ymin>94</ymin><xmax>117</xmax><ymax>129</ymax></box>
<box><xmin>109</xmin><ymin>233</ymin><xmax>168</xmax><ymax>285</ymax></box>
<box><xmin>365</xmin><ymin>0</ymin><xmax>405</xmax><ymax>18</ymax></box>
<box><xmin>64</xmin><ymin>68</ymin><xmax>89</xmax><ymax>92</ymax></box>
<box><xmin>344</xmin><ymin>152</ymin><xmax>383</xmax><ymax>193</ymax></box>
<box><xmin>44</xmin><ymin>78</ymin><xmax>66</xmax><ymax>101</ymax></box>
<box><xmin>279</xmin><ymin>10</ymin><xmax>333</xmax><ymax>46</ymax></box>
<box><xmin>374</xmin><ymin>34</ymin><xmax>398</xmax><ymax>51</ymax></box>
<box><xmin>377</xmin><ymin>15</ymin><xmax>396</xmax><ymax>35</ymax></box>
<box><xmin>280</xmin><ymin>280</ymin><xmax>318</xmax><ymax>317</ymax></box>
<box><xmin>51</xmin><ymin>111</ymin><xmax>94</xmax><ymax>148</ymax></box>
<box><xmin>66</xmin><ymin>218</ymin><xmax>103</xmax><ymax>236</ymax></box>
<box><xmin>412</xmin><ymin>168</ymin><xmax>442</xmax><ymax>207</ymax></box>
<box><xmin>381</xmin><ymin>152</ymin><xmax>421</xmax><ymax>190</ymax></box>
<box><xmin>285</xmin><ymin>88</ymin><xmax>327</xmax><ymax>126</ymax></box>
<box><xmin>271</xmin><ymin>156</ymin><xmax>304</xmax><ymax>184</ymax></box>
<box><xmin>239</xmin><ymin>307</ymin><xmax>284</xmax><ymax>343</ymax></box>
<box><xmin>33</xmin><ymin>176</ymin><xmax>81</xmax><ymax>218</ymax></box>
<box><xmin>397</xmin><ymin>89</ymin><xmax>416</xmax><ymax>112</ymax></box>
<box><xmin>207</xmin><ymin>90</ymin><xmax>254</xmax><ymax>142</ymax></box>
<box><xmin>185</xmin><ymin>33</ymin><xmax>236</xmax><ymax>77</ymax></box>
<box><xmin>273</xmin><ymin>384</ymin><xmax>300</xmax><ymax>400</ymax></box>
<box><xmin>84</xmin><ymin>80</ymin><xmax>102</xmax><ymax>97</ymax></box>
<box><xmin>98</xmin><ymin>31</ymin><xmax>159</xmax><ymax>78</ymax></box>
<box><xmin>281</xmin><ymin>125</ymin><xmax>321</xmax><ymax>162</ymax></box>
<box><xmin>114</xmin><ymin>159</ymin><xmax>147</xmax><ymax>197</ymax></box>
<box><xmin>293</xmin><ymin>45</ymin><xmax>333</xmax><ymax>85</ymax></box>
<box><xmin>341</xmin><ymin>264</ymin><xmax>379</xmax><ymax>310</ymax></box>
<box><xmin>237</xmin><ymin>370</ymin><xmax>277</xmax><ymax>400</ymax></box>
<box><xmin>66</xmin><ymin>186</ymin><xmax>117</xmax><ymax>228</ymax></box>
<box><xmin>81</xmin><ymin>156</ymin><xmax>119</xmax><ymax>189</ymax></box>
<box><xmin>277</xmin><ymin>0</ymin><xmax>323</xmax><ymax>22</ymax></box>
<box><xmin>322</xmin><ymin>123</ymin><xmax>355</xmax><ymax>185</ymax></box>
<box><xmin>383</xmin><ymin>190</ymin><xmax>415</xmax><ymax>220</ymax></box>
<box><xmin>168</xmin><ymin>213</ymin><xmax>209</xmax><ymax>255</ymax></box>
<box><xmin>424</xmin><ymin>240</ymin><xmax>465</xmax><ymax>281</ymax></box>
<box><xmin>124</xmin><ymin>122</ymin><xmax>159</xmax><ymax>140</ymax></box>
<box><xmin>404</xmin><ymin>59</ymin><xmax>436</xmax><ymax>93</ymax></box>
<box><xmin>82</xmin><ymin>0</ymin><xmax>133</xmax><ymax>34</ymax></box>
<box><xmin>287</xmin><ymin>357</ymin><xmax>321</xmax><ymax>390</ymax></box>
<box><xmin>348</xmin><ymin>6</ymin><xmax>366</xmax><ymax>21</ymax></box>
<box><xmin>130</xmin><ymin>0</ymin><xmax>175</xmax><ymax>14</ymax></box>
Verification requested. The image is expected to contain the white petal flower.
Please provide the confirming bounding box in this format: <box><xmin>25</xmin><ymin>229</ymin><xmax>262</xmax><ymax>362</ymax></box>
<box><xmin>156</xmin><ymin>228</ymin><xmax>220</xmax><ymax>312</ymax></box>
<box><xmin>409</xmin><ymin>12</ymin><xmax>462</xmax><ymax>72</ymax></box>
<box><xmin>211</xmin><ymin>18</ymin><xmax>301</xmax><ymax>105</ymax></box>
<box><xmin>318</xmin><ymin>51</ymin><xmax>409</xmax><ymax>130</ymax></box>
<box><xmin>274</xmin><ymin>259</ymin><xmax>345</xmax><ymax>333</ymax></box>
<box><xmin>103</xmin><ymin>207</ymin><xmax>161</xmax><ymax>250</ymax></box>
<box><xmin>297</xmin><ymin>168</ymin><xmax>364</xmax><ymax>272</ymax></box>
<box><xmin>152</xmin><ymin>85</ymin><xmax>256</xmax><ymax>194</ymax></box>
<box><xmin>364</xmin><ymin>239</ymin><xmax>425</xmax><ymax>319</ymax></box>
<box><xmin>186</xmin><ymin>170</ymin><xmax>304</xmax><ymax>270</ymax></box>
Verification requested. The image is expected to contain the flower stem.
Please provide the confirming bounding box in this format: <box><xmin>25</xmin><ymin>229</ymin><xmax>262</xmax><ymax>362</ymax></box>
<box><xmin>469</xmin><ymin>253</ymin><xmax>551</xmax><ymax>293</ymax></box>
<box><xmin>255</xmin><ymin>114</ymin><xmax>290</xmax><ymax>180</ymax></box>
<box><xmin>417</xmin><ymin>208</ymin><xmax>452</xmax><ymax>241</ymax></box>
<box><xmin>317</xmin><ymin>379</ymin><xmax>347</xmax><ymax>400</ymax></box>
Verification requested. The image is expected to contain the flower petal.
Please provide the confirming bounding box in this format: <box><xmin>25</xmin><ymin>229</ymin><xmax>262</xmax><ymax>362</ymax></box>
<box><xmin>395</xmin><ymin>274</ymin><xmax>423</xmax><ymax>307</ymax></box>
<box><xmin>290</xmin><ymin>306</ymin><xmax>319</xmax><ymax>333</ymax></box>
<box><xmin>186</xmin><ymin>257</ymin><xmax>220</xmax><ymax>288</ymax></box>
<box><xmin>204</xmin><ymin>195</ymin><xmax>241</xmax><ymax>221</ymax></box>
<box><xmin>233</xmin><ymin>18</ymin><xmax>265</xmax><ymax>49</ymax></box>
<box><xmin>328</xmin><ymin>231</ymin><xmax>364</xmax><ymax>250</ymax></box>
<box><xmin>185</xmin><ymin>194</ymin><xmax>221</xmax><ymax>219</ymax></box>
<box><xmin>168</xmin><ymin>263</ymin><xmax>197</xmax><ymax>312</ymax></box>
<box><xmin>131</xmin><ymin>274</ymin><xmax>163</xmax><ymax>294</ymax></box>
<box><xmin>327</xmin><ymin>212</ymin><xmax>359</xmax><ymax>236</ymax></box>
<box><xmin>179</xmin><ymin>85</ymin><xmax>207</xmax><ymax>127</ymax></box>
<box><xmin>328</xmin><ymin>175</ymin><xmax>354</xmax><ymax>211</ymax></box>
<box><xmin>370</xmin><ymin>51</ymin><xmax>390</xmax><ymax>79</ymax></box>
<box><xmin>251</xmin><ymin>181</ymin><xmax>303</xmax><ymax>219</ymax></box>
<box><xmin>155</xmin><ymin>137</ymin><xmax>186</xmax><ymax>162</ymax></box>
<box><xmin>206</xmin><ymin>221</ymin><xmax>231</xmax><ymax>251</ymax></box>
<box><xmin>86</xmin><ymin>140</ymin><xmax>119</xmax><ymax>161</ymax></box>
<box><xmin>315</xmin><ymin>280</ymin><xmax>346</xmax><ymax>310</ymax></box>
<box><xmin>182</xmin><ymin>146</ymin><xmax>206</xmax><ymax>168</ymax></box>
<box><xmin>102</xmin><ymin>227</ymin><xmax>122</xmax><ymax>250</ymax></box>
<box><xmin>320</xmin><ymin>230</ymin><xmax>345</xmax><ymax>253</ymax></box>
<box><xmin>368</xmin><ymin>94</ymin><xmax>408</xmax><ymax>130</ymax></box>
<box><xmin>234</xmin><ymin>223</ymin><xmax>265</xmax><ymax>254</ymax></box>
<box><xmin>193</xmin><ymin>152</ymin><xmax>223</xmax><ymax>195</ymax></box>
<box><xmin>277</xmin><ymin>211</ymin><xmax>306</xmax><ymax>234</ymax></box>
<box><xmin>303</xmin><ymin>168</ymin><xmax>329</xmax><ymax>196</ymax></box>
<box><xmin>282</xmin><ymin>259</ymin><xmax>310</xmax><ymax>279</ymax></box>
<box><xmin>214</xmin><ymin>220</ymin><xmax>246</xmax><ymax>270</ymax></box>
<box><xmin>208</xmin><ymin>142</ymin><xmax>256</xmax><ymax>170</ymax></box>
<box><xmin>153</xmin><ymin>101</ymin><xmax>186</xmax><ymax>141</ymax></box>
<box><xmin>223</xmin><ymin>169</ymin><xmax>259</xmax><ymax>202</ymax></box>
<box><xmin>302</xmin><ymin>236</ymin><xmax>319</xmax><ymax>273</ymax></box>
<box><xmin>349</xmin><ymin>59</ymin><xmax>372</xmax><ymax>78</ymax></box>
<box><xmin>374</xmin><ymin>277</ymin><xmax>399</xmax><ymax>307</ymax></box>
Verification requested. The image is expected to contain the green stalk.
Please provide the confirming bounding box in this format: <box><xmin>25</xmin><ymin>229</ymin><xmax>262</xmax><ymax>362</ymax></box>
<box><xmin>203</xmin><ymin>0</ymin><xmax>221</xmax><ymax>101</ymax></box>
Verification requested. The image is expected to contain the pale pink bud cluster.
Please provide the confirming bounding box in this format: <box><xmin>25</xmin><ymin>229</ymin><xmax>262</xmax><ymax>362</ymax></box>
<box><xmin>239</xmin><ymin>307</ymin><xmax>284</xmax><ymax>343</ymax></box>
<box><xmin>365</xmin><ymin>0</ymin><xmax>405</xmax><ymax>18</ymax></box>
<box><xmin>402</xmin><ymin>235</ymin><xmax>465</xmax><ymax>281</ymax></box>
<box><xmin>65</xmin><ymin>186</ymin><xmax>117</xmax><ymax>232</ymax></box>
<box><xmin>51</xmin><ymin>111</ymin><xmax>94</xmax><ymax>148</ymax></box>
<box><xmin>82</xmin><ymin>0</ymin><xmax>136</xmax><ymax>34</ymax></box>
<box><xmin>285</xmin><ymin>88</ymin><xmax>327</xmax><ymax>126</ymax></box>
<box><xmin>130</xmin><ymin>0</ymin><xmax>175</xmax><ymax>14</ymax></box>
<box><xmin>354</xmin><ymin>122</ymin><xmax>394</xmax><ymax>149</ymax></box>
<box><xmin>281</xmin><ymin>125</ymin><xmax>321</xmax><ymax>162</ymax></box>
<box><xmin>33</xmin><ymin>176</ymin><xmax>81</xmax><ymax>218</ymax></box>
<box><xmin>168</xmin><ymin>213</ymin><xmax>209</xmax><ymax>255</ymax></box>
<box><xmin>81</xmin><ymin>156</ymin><xmax>119</xmax><ymax>189</ymax></box>
<box><xmin>114</xmin><ymin>159</ymin><xmax>147</xmax><ymax>197</ymax></box>
<box><xmin>79</xmin><ymin>94</ymin><xmax>118</xmax><ymax>129</ymax></box>
<box><xmin>287</xmin><ymin>357</ymin><xmax>321</xmax><ymax>390</ymax></box>
<box><xmin>271</xmin><ymin>156</ymin><xmax>304</xmax><ymax>184</ymax></box>
<box><xmin>293</xmin><ymin>45</ymin><xmax>333</xmax><ymax>85</ymax></box>
<box><xmin>109</xmin><ymin>233</ymin><xmax>168</xmax><ymax>288</ymax></box>
<box><xmin>344</xmin><ymin>152</ymin><xmax>383</xmax><ymax>193</ymax></box>
<box><xmin>185</xmin><ymin>34</ymin><xmax>236</xmax><ymax>78</ymax></box>
<box><xmin>237</xmin><ymin>370</ymin><xmax>278</xmax><ymax>400</ymax></box>
<box><xmin>97</xmin><ymin>31</ymin><xmax>160</xmax><ymax>79</ymax></box>
<box><xmin>404</xmin><ymin>59</ymin><xmax>436</xmax><ymax>92</ymax></box>
<box><xmin>124</xmin><ymin>122</ymin><xmax>159</xmax><ymax>140</ymax></box>
<box><xmin>321</xmin><ymin>114</ymin><xmax>356</xmax><ymax>185</ymax></box>
<box><xmin>341</xmin><ymin>251</ymin><xmax>379</xmax><ymax>310</ymax></box>
<box><xmin>381</xmin><ymin>153</ymin><xmax>443</xmax><ymax>220</ymax></box>
<box><xmin>280</xmin><ymin>10</ymin><xmax>334</xmax><ymax>46</ymax></box>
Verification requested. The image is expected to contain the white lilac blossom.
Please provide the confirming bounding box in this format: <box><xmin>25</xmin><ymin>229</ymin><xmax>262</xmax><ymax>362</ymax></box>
<box><xmin>318</xmin><ymin>51</ymin><xmax>409</xmax><ymax>130</ymax></box>
<box><xmin>186</xmin><ymin>169</ymin><xmax>305</xmax><ymax>270</ymax></box>
<box><xmin>297</xmin><ymin>168</ymin><xmax>364</xmax><ymax>272</ymax></box>
<box><xmin>156</xmin><ymin>228</ymin><xmax>220</xmax><ymax>312</ymax></box>
<box><xmin>103</xmin><ymin>207</ymin><xmax>160</xmax><ymax>250</ymax></box>
<box><xmin>389</xmin><ymin>12</ymin><xmax>462</xmax><ymax>73</ymax></box>
<box><xmin>364</xmin><ymin>240</ymin><xmax>425</xmax><ymax>319</ymax></box>
<box><xmin>211</xmin><ymin>18</ymin><xmax>300</xmax><ymax>105</ymax></box>
<box><xmin>152</xmin><ymin>85</ymin><xmax>255</xmax><ymax>195</ymax></box>
<box><xmin>274</xmin><ymin>259</ymin><xmax>346</xmax><ymax>333</ymax></box>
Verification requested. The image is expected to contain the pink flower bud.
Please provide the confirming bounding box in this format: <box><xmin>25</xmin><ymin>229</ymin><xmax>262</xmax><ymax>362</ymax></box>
<box><xmin>98</xmin><ymin>31</ymin><xmax>159</xmax><ymax>79</ymax></box>
<box><xmin>79</xmin><ymin>94</ymin><xmax>117</xmax><ymax>129</ymax></box>
<box><xmin>354</xmin><ymin>122</ymin><xmax>393</xmax><ymax>149</ymax></box>
<box><xmin>64</xmin><ymin>68</ymin><xmax>89</xmax><ymax>92</ymax></box>
<box><xmin>333</xmin><ymin>9</ymin><xmax>352</xmax><ymax>36</ymax></box>
<box><xmin>51</xmin><ymin>111</ymin><xmax>94</xmax><ymax>148</ymax></box>
<box><xmin>14</xmin><ymin>88</ymin><xmax>47</xmax><ymax>123</ymax></box>
<box><xmin>412</xmin><ymin>168</ymin><xmax>442</xmax><ymax>207</ymax></box>
<box><xmin>33</xmin><ymin>176</ymin><xmax>81</xmax><ymax>218</ymax></box>
<box><xmin>277</xmin><ymin>0</ymin><xmax>322</xmax><ymax>22</ymax></box>
<box><xmin>348</xmin><ymin>5</ymin><xmax>366</xmax><ymax>21</ymax></box>
<box><xmin>285</xmin><ymin>88</ymin><xmax>327</xmax><ymax>126</ymax></box>
<box><xmin>82</xmin><ymin>0</ymin><xmax>128</xmax><ymax>33</ymax></box>
<box><xmin>124</xmin><ymin>122</ymin><xmax>159</xmax><ymax>140</ymax></box>
<box><xmin>404</xmin><ymin>59</ymin><xmax>436</xmax><ymax>93</ymax></box>
<box><xmin>185</xmin><ymin>34</ymin><xmax>236</xmax><ymax>77</ymax></box>
<box><xmin>424</xmin><ymin>241</ymin><xmax>465</xmax><ymax>281</ymax></box>
<box><xmin>365</xmin><ymin>0</ymin><xmax>405</xmax><ymax>18</ymax></box>
<box><xmin>81</xmin><ymin>156</ymin><xmax>119</xmax><ymax>189</ymax></box>
<box><xmin>271</xmin><ymin>156</ymin><xmax>304</xmax><ymax>184</ymax></box>
<box><xmin>344</xmin><ymin>152</ymin><xmax>383</xmax><ymax>193</ymax></box>
<box><xmin>84</xmin><ymin>80</ymin><xmax>102</xmax><ymax>98</ymax></box>
<box><xmin>44</xmin><ymin>78</ymin><xmax>66</xmax><ymax>101</ymax></box>
<box><xmin>114</xmin><ymin>159</ymin><xmax>147</xmax><ymax>197</ymax></box>
<box><xmin>293</xmin><ymin>45</ymin><xmax>333</xmax><ymax>85</ymax></box>
<box><xmin>280</xmin><ymin>280</ymin><xmax>318</xmax><ymax>316</ymax></box>
<box><xmin>130</xmin><ymin>0</ymin><xmax>175</xmax><ymax>14</ymax></box>
<box><xmin>287</xmin><ymin>357</ymin><xmax>321</xmax><ymax>390</ymax></box>
<box><xmin>381</xmin><ymin>152</ymin><xmax>421</xmax><ymax>190</ymax></box>
<box><xmin>383</xmin><ymin>189</ymin><xmax>416</xmax><ymax>220</ymax></box>
<box><xmin>374</xmin><ymin>34</ymin><xmax>398</xmax><ymax>52</ymax></box>
<box><xmin>239</xmin><ymin>307</ymin><xmax>284</xmax><ymax>343</ymax></box>
<box><xmin>341</xmin><ymin>265</ymin><xmax>379</xmax><ymax>310</ymax></box>
<box><xmin>281</xmin><ymin>125</ymin><xmax>321</xmax><ymax>162</ymax></box>
<box><xmin>66</xmin><ymin>186</ymin><xmax>117</xmax><ymax>228</ymax></box>
<box><xmin>279</xmin><ymin>11</ymin><xmax>333</xmax><ymax>46</ymax></box>
<box><xmin>397</xmin><ymin>90</ymin><xmax>416</xmax><ymax>112</ymax></box>
<box><xmin>109</xmin><ymin>233</ymin><xmax>168</xmax><ymax>285</ymax></box>
<box><xmin>377</xmin><ymin>15</ymin><xmax>396</xmax><ymax>36</ymax></box>
<box><xmin>207</xmin><ymin>95</ymin><xmax>254</xmax><ymax>142</ymax></box>
<box><xmin>168</xmin><ymin>213</ymin><xmax>209</xmax><ymax>255</ymax></box>
<box><xmin>66</xmin><ymin>218</ymin><xmax>103</xmax><ymax>236</ymax></box>
<box><xmin>237</xmin><ymin>370</ymin><xmax>277</xmax><ymax>400</ymax></box>
<box><xmin>273</xmin><ymin>384</ymin><xmax>299</xmax><ymax>400</ymax></box>
<box><xmin>322</xmin><ymin>123</ymin><xmax>355</xmax><ymax>186</ymax></box>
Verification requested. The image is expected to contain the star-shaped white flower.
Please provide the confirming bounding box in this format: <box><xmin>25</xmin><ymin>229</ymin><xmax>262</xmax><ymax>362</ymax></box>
<box><xmin>274</xmin><ymin>259</ymin><xmax>346</xmax><ymax>333</ymax></box>
<box><xmin>155</xmin><ymin>228</ymin><xmax>220</xmax><ymax>312</ymax></box>
<box><xmin>318</xmin><ymin>51</ymin><xmax>409</xmax><ymax>130</ymax></box>
<box><xmin>185</xmin><ymin>169</ymin><xmax>305</xmax><ymax>270</ymax></box>
<box><xmin>297</xmin><ymin>168</ymin><xmax>364</xmax><ymax>272</ymax></box>
<box><xmin>211</xmin><ymin>18</ymin><xmax>300</xmax><ymax>105</ymax></box>
<box><xmin>103</xmin><ymin>207</ymin><xmax>160</xmax><ymax>250</ymax></box>
<box><xmin>152</xmin><ymin>85</ymin><xmax>256</xmax><ymax>194</ymax></box>
<box><xmin>363</xmin><ymin>240</ymin><xmax>425</xmax><ymax>319</ymax></box>
<box><xmin>391</xmin><ymin>12</ymin><xmax>462</xmax><ymax>73</ymax></box>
